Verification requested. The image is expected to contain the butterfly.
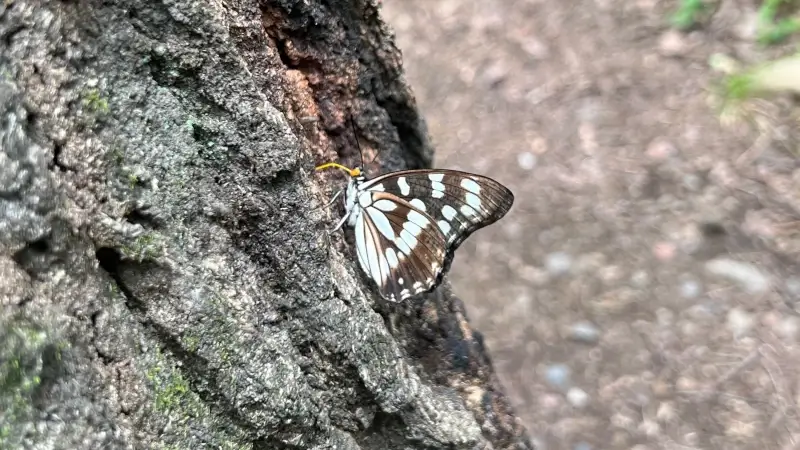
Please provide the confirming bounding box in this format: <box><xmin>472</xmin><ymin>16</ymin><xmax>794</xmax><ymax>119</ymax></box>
<box><xmin>315</xmin><ymin>159</ymin><xmax>514</xmax><ymax>302</ymax></box>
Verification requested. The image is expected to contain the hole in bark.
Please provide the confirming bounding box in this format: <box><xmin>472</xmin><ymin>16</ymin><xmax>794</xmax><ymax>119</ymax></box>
<box><xmin>96</xmin><ymin>247</ymin><xmax>122</xmax><ymax>274</ymax></box>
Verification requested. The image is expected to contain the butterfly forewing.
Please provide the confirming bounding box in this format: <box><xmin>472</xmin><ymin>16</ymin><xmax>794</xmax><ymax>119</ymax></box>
<box><xmin>353</xmin><ymin>169</ymin><xmax>514</xmax><ymax>301</ymax></box>
<box><xmin>363</xmin><ymin>169</ymin><xmax>514</xmax><ymax>248</ymax></box>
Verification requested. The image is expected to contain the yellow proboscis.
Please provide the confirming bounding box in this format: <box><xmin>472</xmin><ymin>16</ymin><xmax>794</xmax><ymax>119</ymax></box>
<box><xmin>315</xmin><ymin>162</ymin><xmax>361</xmax><ymax>177</ymax></box>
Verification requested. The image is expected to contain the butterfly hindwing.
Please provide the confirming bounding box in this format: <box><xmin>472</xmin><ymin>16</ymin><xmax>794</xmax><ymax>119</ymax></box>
<box><xmin>356</xmin><ymin>192</ymin><xmax>448</xmax><ymax>301</ymax></box>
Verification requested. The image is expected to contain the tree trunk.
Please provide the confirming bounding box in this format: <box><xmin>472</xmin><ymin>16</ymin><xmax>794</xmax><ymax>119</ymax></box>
<box><xmin>0</xmin><ymin>0</ymin><xmax>532</xmax><ymax>448</ymax></box>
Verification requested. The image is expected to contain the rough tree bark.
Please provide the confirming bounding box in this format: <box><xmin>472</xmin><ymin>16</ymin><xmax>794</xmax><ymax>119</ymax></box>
<box><xmin>0</xmin><ymin>0</ymin><xmax>533</xmax><ymax>448</ymax></box>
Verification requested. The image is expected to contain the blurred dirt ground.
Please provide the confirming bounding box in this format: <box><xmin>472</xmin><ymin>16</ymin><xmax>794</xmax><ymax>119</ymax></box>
<box><xmin>382</xmin><ymin>1</ymin><xmax>800</xmax><ymax>449</ymax></box>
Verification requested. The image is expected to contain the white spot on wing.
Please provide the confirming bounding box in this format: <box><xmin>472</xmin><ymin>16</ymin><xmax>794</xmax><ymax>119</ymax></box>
<box><xmin>429</xmin><ymin>174</ymin><xmax>446</xmax><ymax>197</ymax></box>
<box><xmin>398</xmin><ymin>276</ymin><xmax>404</xmax><ymax>285</ymax></box>
<box><xmin>378</xmin><ymin>246</ymin><xmax>390</xmax><ymax>284</ymax></box>
<box><xmin>460</xmin><ymin>204</ymin><xmax>477</xmax><ymax>217</ymax></box>
<box><xmin>461</xmin><ymin>178</ymin><xmax>482</xmax><ymax>194</ymax></box>
<box><xmin>369</xmin><ymin>183</ymin><xmax>385</xmax><ymax>192</ymax></box>
<box><xmin>465</xmin><ymin>192</ymin><xmax>482</xmax><ymax>210</ymax></box>
<box><xmin>394</xmin><ymin>234</ymin><xmax>412</xmax><ymax>255</ymax></box>
<box><xmin>397</xmin><ymin>177</ymin><xmax>410</xmax><ymax>195</ymax></box>
<box><xmin>442</xmin><ymin>205</ymin><xmax>458</xmax><ymax>220</ymax></box>
<box><xmin>367</xmin><ymin>207</ymin><xmax>396</xmax><ymax>241</ymax></box>
<box><xmin>358</xmin><ymin>192</ymin><xmax>372</xmax><ymax>208</ymax></box>
<box><xmin>364</xmin><ymin>218</ymin><xmax>382</xmax><ymax>284</ymax></box>
<box><xmin>386</xmin><ymin>247</ymin><xmax>399</xmax><ymax>269</ymax></box>
<box><xmin>354</xmin><ymin>212</ymin><xmax>369</xmax><ymax>274</ymax></box>
<box><xmin>438</xmin><ymin>220</ymin><xmax>452</xmax><ymax>234</ymax></box>
<box><xmin>407</xmin><ymin>210</ymin><xmax>430</xmax><ymax>228</ymax></box>
<box><xmin>409</xmin><ymin>198</ymin><xmax>427</xmax><ymax>211</ymax></box>
<box><xmin>402</xmin><ymin>218</ymin><xmax>424</xmax><ymax>238</ymax></box>
<box><xmin>373</xmin><ymin>199</ymin><xmax>397</xmax><ymax>211</ymax></box>
<box><xmin>399</xmin><ymin>228</ymin><xmax>418</xmax><ymax>250</ymax></box>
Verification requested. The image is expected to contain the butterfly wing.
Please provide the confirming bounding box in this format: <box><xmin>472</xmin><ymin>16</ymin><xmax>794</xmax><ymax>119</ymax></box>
<box><xmin>356</xmin><ymin>169</ymin><xmax>514</xmax><ymax>300</ymax></box>
<box><xmin>353</xmin><ymin>192</ymin><xmax>448</xmax><ymax>301</ymax></box>
<box><xmin>362</xmin><ymin>169</ymin><xmax>514</xmax><ymax>248</ymax></box>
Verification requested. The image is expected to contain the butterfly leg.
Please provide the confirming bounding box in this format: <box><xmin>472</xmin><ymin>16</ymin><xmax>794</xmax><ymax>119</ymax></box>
<box><xmin>329</xmin><ymin>211</ymin><xmax>349</xmax><ymax>233</ymax></box>
<box><xmin>317</xmin><ymin>189</ymin><xmax>342</xmax><ymax>211</ymax></box>
<box><xmin>307</xmin><ymin>189</ymin><xmax>342</xmax><ymax>220</ymax></box>
<box><xmin>324</xmin><ymin>189</ymin><xmax>349</xmax><ymax>233</ymax></box>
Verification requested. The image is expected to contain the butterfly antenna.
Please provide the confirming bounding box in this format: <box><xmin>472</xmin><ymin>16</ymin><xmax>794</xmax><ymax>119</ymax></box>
<box><xmin>368</xmin><ymin>134</ymin><xmax>381</xmax><ymax>165</ymax></box>
<box><xmin>350</xmin><ymin>116</ymin><xmax>364</xmax><ymax>168</ymax></box>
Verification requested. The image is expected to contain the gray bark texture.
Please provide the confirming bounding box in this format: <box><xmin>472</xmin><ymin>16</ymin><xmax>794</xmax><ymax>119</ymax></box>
<box><xmin>0</xmin><ymin>0</ymin><xmax>533</xmax><ymax>448</ymax></box>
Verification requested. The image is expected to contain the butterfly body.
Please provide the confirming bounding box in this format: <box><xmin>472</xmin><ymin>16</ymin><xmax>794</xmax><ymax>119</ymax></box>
<box><xmin>317</xmin><ymin>163</ymin><xmax>514</xmax><ymax>301</ymax></box>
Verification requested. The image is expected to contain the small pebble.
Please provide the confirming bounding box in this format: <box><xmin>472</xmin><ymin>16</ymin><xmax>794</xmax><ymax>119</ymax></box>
<box><xmin>544</xmin><ymin>364</ymin><xmax>571</xmax><ymax>390</ymax></box>
<box><xmin>658</xmin><ymin>30</ymin><xmax>688</xmax><ymax>57</ymax></box>
<box><xmin>610</xmin><ymin>411</ymin><xmax>637</xmax><ymax>429</ymax></box>
<box><xmin>679</xmin><ymin>279</ymin><xmax>702</xmax><ymax>299</ymax></box>
<box><xmin>676</xmin><ymin>376</ymin><xmax>698</xmax><ymax>392</ymax></box>
<box><xmin>655</xmin><ymin>308</ymin><xmax>674</xmax><ymax>326</ymax></box>
<box><xmin>521</xmin><ymin>37</ymin><xmax>549</xmax><ymax>59</ymax></box>
<box><xmin>598</xmin><ymin>265</ymin><xmax>623</xmax><ymax>284</ymax></box>
<box><xmin>651</xmin><ymin>380</ymin><xmax>672</xmax><ymax>398</ymax></box>
<box><xmin>705</xmin><ymin>258</ymin><xmax>769</xmax><ymax>293</ymax></box>
<box><xmin>762</xmin><ymin>311</ymin><xmax>780</xmax><ymax>328</ymax></box>
<box><xmin>682</xmin><ymin>174</ymin><xmax>703</xmax><ymax>191</ymax></box>
<box><xmin>545</xmin><ymin>252</ymin><xmax>572</xmax><ymax>276</ymax></box>
<box><xmin>733</xmin><ymin>10</ymin><xmax>759</xmax><ymax>41</ymax></box>
<box><xmin>479</xmin><ymin>61</ymin><xmax>508</xmax><ymax>87</ymax></box>
<box><xmin>575</xmin><ymin>252</ymin><xmax>606</xmax><ymax>273</ymax></box>
<box><xmin>539</xmin><ymin>393</ymin><xmax>562</xmax><ymax>409</ymax></box>
<box><xmin>678</xmin><ymin>224</ymin><xmax>703</xmax><ymax>255</ymax></box>
<box><xmin>656</xmin><ymin>401</ymin><xmax>677</xmax><ymax>423</ymax></box>
<box><xmin>727</xmin><ymin>307</ymin><xmax>754</xmax><ymax>338</ymax></box>
<box><xmin>777</xmin><ymin>317</ymin><xmax>800</xmax><ymax>342</ymax></box>
<box><xmin>652</xmin><ymin>242</ymin><xmax>676</xmax><ymax>261</ymax></box>
<box><xmin>686</xmin><ymin>303</ymin><xmax>716</xmax><ymax>320</ymax></box>
<box><xmin>530</xmin><ymin>437</ymin><xmax>546</xmax><ymax>450</ymax></box>
<box><xmin>630</xmin><ymin>270</ymin><xmax>650</xmax><ymax>288</ymax></box>
<box><xmin>680</xmin><ymin>322</ymin><xmax>699</xmax><ymax>338</ymax></box>
<box><xmin>567</xmin><ymin>321</ymin><xmax>601</xmax><ymax>344</ymax></box>
<box><xmin>519</xmin><ymin>265</ymin><xmax>549</xmax><ymax>285</ymax></box>
<box><xmin>645</xmin><ymin>138</ymin><xmax>677</xmax><ymax>160</ymax></box>
<box><xmin>517</xmin><ymin>151</ymin><xmax>537</xmax><ymax>170</ymax></box>
<box><xmin>566</xmin><ymin>387</ymin><xmax>590</xmax><ymax>408</ymax></box>
<box><xmin>639</xmin><ymin>419</ymin><xmax>660</xmax><ymax>437</ymax></box>
<box><xmin>786</xmin><ymin>277</ymin><xmax>800</xmax><ymax>298</ymax></box>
